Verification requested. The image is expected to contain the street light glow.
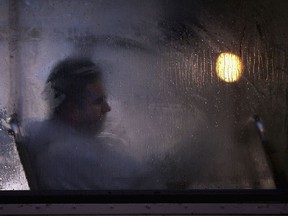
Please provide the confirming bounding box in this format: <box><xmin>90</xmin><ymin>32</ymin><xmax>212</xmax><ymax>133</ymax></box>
<box><xmin>216</xmin><ymin>53</ymin><xmax>243</xmax><ymax>83</ymax></box>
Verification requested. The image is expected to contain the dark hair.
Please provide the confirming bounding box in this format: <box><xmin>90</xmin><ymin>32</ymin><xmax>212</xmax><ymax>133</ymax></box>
<box><xmin>46</xmin><ymin>57</ymin><xmax>102</xmax><ymax>117</ymax></box>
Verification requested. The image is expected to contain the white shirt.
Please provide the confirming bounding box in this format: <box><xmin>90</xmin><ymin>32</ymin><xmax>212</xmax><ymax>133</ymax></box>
<box><xmin>24</xmin><ymin>119</ymin><xmax>159</xmax><ymax>190</ymax></box>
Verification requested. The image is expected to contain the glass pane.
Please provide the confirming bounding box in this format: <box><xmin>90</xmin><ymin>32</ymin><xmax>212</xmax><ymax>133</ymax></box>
<box><xmin>0</xmin><ymin>0</ymin><xmax>287</xmax><ymax>190</ymax></box>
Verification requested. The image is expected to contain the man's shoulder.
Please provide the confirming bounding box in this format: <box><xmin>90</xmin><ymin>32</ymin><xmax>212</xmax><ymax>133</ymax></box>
<box><xmin>97</xmin><ymin>132</ymin><xmax>128</xmax><ymax>146</ymax></box>
<box><xmin>24</xmin><ymin>119</ymin><xmax>55</xmax><ymax>134</ymax></box>
<box><xmin>23</xmin><ymin>119</ymin><xmax>70</xmax><ymax>152</ymax></box>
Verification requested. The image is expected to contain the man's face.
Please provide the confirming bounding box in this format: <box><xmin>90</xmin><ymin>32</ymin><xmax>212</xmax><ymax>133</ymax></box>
<box><xmin>77</xmin><ymin>80</ymin><xmax>111</xmax><ymax>134</ymax></box>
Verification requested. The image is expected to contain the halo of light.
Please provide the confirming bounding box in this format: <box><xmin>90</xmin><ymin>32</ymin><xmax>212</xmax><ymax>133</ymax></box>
<box><xmin>216</xmin><ymin>53</ymin><xmax>243</xmax><ymax>83</ymax></box>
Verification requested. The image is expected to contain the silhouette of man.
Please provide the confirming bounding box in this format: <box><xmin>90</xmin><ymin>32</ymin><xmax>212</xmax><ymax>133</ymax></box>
<box><xmin>25</xmin><ymin>57</ymin><xmax>153</xmax><ymax>189</ymax></box>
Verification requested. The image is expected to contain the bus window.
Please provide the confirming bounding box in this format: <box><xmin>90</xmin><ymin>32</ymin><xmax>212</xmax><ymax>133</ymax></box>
<box><xmin>0</xmin><ymin>0</ymin><xmax>287</xmax><ymax>190</ymax></box>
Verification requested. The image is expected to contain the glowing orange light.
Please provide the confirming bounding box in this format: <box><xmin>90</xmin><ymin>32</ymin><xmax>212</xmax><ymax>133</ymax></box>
<box><xmin>216</xmin><ymin>53</ymin><xmax>243</xmax><ymax>83</ymax></box>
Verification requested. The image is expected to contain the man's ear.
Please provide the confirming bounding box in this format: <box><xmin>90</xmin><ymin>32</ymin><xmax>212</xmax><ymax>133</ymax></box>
<box><xmin>66</xmin><ymin>103</ymin><xmax>82</xmax><ymax>123</ymax></box>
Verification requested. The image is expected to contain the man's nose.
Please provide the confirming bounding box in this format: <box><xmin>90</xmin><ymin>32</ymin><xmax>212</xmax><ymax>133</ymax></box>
<box><xmin>101</xmin><ymin>100</ymin><xmax>111</xmax><ymax>113</ymax></box>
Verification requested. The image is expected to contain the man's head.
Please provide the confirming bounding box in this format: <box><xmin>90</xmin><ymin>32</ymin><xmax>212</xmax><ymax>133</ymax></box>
<box><xmin>46</xmin><ymin>57</ymin><xmax>111</xmax><ymax>134</ymax></box>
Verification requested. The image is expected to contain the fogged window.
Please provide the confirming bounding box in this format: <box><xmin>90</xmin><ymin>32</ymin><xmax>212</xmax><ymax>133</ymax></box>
<box><xmin>0</xmin><ymin>0</ymin><xmax>287</xmax><ymax>190</ymax></box>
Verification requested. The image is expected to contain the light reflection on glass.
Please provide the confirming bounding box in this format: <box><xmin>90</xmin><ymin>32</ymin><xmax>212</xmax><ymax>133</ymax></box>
<box><xmin>216</xmin><ymin>53</ymin><xmax>243</xmax><ymax>83</ymax></box>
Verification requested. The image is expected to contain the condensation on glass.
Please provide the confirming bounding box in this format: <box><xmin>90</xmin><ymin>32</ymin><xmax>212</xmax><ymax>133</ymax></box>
<box><xmin>0</xmin><ymin>0</ymin><xmax>287</xmax><ymax>190</ymax></box>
